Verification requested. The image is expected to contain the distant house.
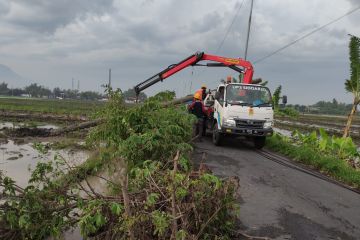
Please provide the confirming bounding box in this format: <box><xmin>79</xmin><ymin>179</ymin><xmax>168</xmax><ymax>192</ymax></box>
<box><xmin>20</xmin><ymin>94</ymin><xmax>31</xmax><ymax>98</ymax></box>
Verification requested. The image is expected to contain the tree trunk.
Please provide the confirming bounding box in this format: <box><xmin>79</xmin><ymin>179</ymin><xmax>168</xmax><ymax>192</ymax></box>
<box><xmin>343</xmin><ymin>101</ymin><xmax>357</xmax><ymax>137</ymax></box>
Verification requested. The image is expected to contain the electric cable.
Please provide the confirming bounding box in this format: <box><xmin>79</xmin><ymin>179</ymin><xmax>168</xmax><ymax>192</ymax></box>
<box><xmin>215</xmin><ymin>0</ymin><xmax>246</xmax><ymax>54</ymax></box>
<box><xmin>254</xmin><ymin>5</ymin><xmax>360</xmax><ymax>64</ymax></box>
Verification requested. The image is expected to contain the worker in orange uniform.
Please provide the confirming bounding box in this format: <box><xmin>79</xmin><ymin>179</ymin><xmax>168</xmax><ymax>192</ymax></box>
<box><xmin>226</xmin><ymin>75</ymin><xmax>232</xmax><ymax>84</ymax></box>
<box><xmin>188</xmin><ymin>92</ymin><xmax>207</xmax><ymax>141</ymax></box>
<box><xmin>195</xmin><ymin>84</ymin><xmax>207</xmax><ymax>100</ymax></box>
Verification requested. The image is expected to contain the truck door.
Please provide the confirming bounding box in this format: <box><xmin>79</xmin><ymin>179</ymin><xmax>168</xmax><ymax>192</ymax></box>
<box><xmin>214</xmin><ymin>86</ymin><xmax>225</xmax><ymax>130</ymax></box>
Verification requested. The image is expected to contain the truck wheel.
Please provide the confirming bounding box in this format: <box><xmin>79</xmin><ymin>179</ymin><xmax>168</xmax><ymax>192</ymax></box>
<box><xmin>254</xmin><ymin>136</ymin><xmax>266</xmax><ymax>149</ymax></box>
<box><xmin>212</xmin><ymin>123</ymin><xmax>222</xmax><ymax>146</ymax></box>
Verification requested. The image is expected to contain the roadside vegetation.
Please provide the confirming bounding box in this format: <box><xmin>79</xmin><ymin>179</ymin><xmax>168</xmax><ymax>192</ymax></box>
<box><xmin>287</xmin><ymin>99</ymin><xmax>355</xmax><ymax>116</ymax></box>
<box><xmin>343</xmin><ymin>35</ymin><xmax>360</xmax><ymax>137</ymax></box>
<box><xmin>272</xmin><ymin>85</ymin><xmax>299</xmax><ymax>118</ymax></box>
<box><xmin>0</xmin><ymin>89</ymin><xmax>239</xmax><ymax>239</ymax></box>
<box><xmin>266</xmin><ymin>129</ymin><xmax>360</xmax><ymax>188</ymax></box>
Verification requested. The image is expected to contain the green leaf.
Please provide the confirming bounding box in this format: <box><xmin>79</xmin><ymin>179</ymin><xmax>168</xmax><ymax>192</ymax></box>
<box><xmin>146</xmin><ymin>193</ymin><xmax>160</xmax><ymax>207</ymax></box>
<box><xmin>94</xmin><ymin>212</ymin><xmax>106</xmax><ymax>227</ymax></box>
<box><xmin>110</xmin><ymin>202</ymin><xmax>123</xmax><ymax>216</ymax></box>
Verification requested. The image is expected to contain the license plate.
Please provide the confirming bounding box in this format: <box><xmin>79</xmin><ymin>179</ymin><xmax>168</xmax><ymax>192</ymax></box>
<box><xmin>247</xmin><ymin>130</ymin><xmax>252</xmax><ymax>134</ymax></box>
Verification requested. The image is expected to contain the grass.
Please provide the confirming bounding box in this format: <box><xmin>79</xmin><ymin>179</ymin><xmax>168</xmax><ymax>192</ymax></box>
<box><xmin>266</xmin><ymin>134</ymin><xmax>360</xmax><ymax>189</ymax></box>
<box><xmin>50</xmin><ymin>139</ymin><xmax>90</xmax><ymax>150</ymax></box>
<box><xmin>276</xmin><ymin>113</ymin><xmax>360</xmax><ymax>126</ymax></box>
<box><xmin>0</xmin><ymin>97</ymin><xmax>105</xmax><ymax>116</ymax></box>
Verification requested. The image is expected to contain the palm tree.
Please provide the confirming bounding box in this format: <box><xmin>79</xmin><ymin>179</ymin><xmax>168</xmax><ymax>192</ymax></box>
<box><xmin>344</xmin><ymin>36</ymin><xmax>360</xmax><ymax>137</ymax></box>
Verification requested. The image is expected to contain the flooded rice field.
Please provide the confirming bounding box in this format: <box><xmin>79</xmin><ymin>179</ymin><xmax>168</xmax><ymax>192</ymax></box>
<box><xmin>0</xmin><ymin>121</ymin><xmax>59</xmax><ymax>130</ymax></box>
<box><xmin>0</xmin><ymin>120</ymin><xmax>91</xmax><ymax>239</ymax></box>
<box><xmin>0</xmin><ymin>140</ymin><xmax>89</xmax><ymax>187</ymax></box>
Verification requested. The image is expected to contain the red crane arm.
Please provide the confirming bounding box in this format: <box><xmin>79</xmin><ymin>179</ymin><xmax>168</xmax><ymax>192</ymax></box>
<box><xmin>134</xmin><ymin>51</ymin><xmax>254</xmax><ymax>96</ymax></box>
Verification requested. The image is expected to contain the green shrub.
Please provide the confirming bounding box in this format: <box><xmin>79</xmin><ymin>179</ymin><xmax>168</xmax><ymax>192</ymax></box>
<box><xmin>266</xmin><ymin>132</ymin><xmax>360</xmax><ymax>188</ymax></box>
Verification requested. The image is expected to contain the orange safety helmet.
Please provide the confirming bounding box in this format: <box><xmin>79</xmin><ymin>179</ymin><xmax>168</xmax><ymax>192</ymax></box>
<box><xmin>194</xmin><ymin>92</ymin><xmax>202</xmax><ymax>100</ymax></box>
<box><xmin>226</xmin><ymin>76</ymin><xmax>232</xmax><ymax>83</ymax></box>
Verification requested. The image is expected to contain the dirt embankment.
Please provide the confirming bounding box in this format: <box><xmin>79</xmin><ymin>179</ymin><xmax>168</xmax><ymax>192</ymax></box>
<box><xmin>1</xmin><ymin>120</ymin><xmax>101</xmax><ymax>138</ymax></box>
<box><xmin>0</xmin><ymin>110</ymin><xmax>88</xmax><ymax>122</ymax></box>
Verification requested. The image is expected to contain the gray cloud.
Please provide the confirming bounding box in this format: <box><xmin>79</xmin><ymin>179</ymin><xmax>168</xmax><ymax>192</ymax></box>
<box><xmin>347</xmin><ymin>0</ymin><xmax>360</xmax><ymax>7</ymax></box>
<box><xmin>191</xmin><ymin>11</ymin><xmax>223</xmax><ymax>33</ymax></box>
<box><xmin>2</xmin><ymin>0</ymin><xmax>114</xmax><ymax>33</ymax></box>
<box><xmin>0</xmin><ymin>0</ymin><xmax>358</xmax><ymax>104</ymax></box>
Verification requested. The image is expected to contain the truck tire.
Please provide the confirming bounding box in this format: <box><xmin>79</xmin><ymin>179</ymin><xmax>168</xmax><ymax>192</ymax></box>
<box><xmin>212</xmin><ymin>123</ymin><xmax>222</xmax><ymax>146</ymax></box>
<box><xmin>254</xmin><ymin>136</ymin><xmax>266</xmax><ymax>149</ymax></box>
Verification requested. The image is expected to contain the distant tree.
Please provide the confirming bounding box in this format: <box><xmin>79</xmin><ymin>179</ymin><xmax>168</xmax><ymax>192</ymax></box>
<box><xmin>332</xmin><ymin>98</ymin><xmax>338</xmax><ymax>106</ymax></box>
<box><xmin>11</xmin><ymin>88</ymin><xmax>25</xmax><ymax>96</ymax></box>
<box><xmin>0</xmin><ymin>82</ymin><xmax>9</xmax><ymax>95</ymax></box>
<box><xmin>272</xmin><ymin>85</ymin><xmax>282</xmax><ymax>109</ymax></box>
<box><xmin>311</xmin><ymin>100</ymin><xmax>352</xmax><ymax>115</ymax></box>
<box><xmin>25</xmin><ymin>83</ymin><xmax>51</xmax><ymax>98</ymax></box>
<box><xmin>344</xmin><ymin>36</ymin><xmax>360</xmax><ymax>137</ymax></box>
<box><xmin>53</xmin><ymin>87</ymin><xmax>62</xmax><ymax>97</ymax></box>
<box><xmin>299</xmin><ymin>105</ymin><xmax>307</xmax><ymax>113</ymax></box>
<box><xmin>64</xmin><ymin>89</ymin><xmax>78</xmax><ymax>99</ymax></box>
<box><xmin>80</xmin><ymin>91</ymin><xmax>101</xmax><ymax>100</ymax></box>
<box><xmin>122</xmin><ymin>88</ymin><xmax>147</xmax><ymax>101</ymax></box>
<box><xmin>25</xmin><ymin>83</ymin><xmax>41</xmax><ymax>97</ymax></box>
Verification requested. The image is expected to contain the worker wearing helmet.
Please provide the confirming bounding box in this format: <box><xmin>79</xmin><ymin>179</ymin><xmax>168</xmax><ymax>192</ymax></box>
<box><xmin>188</xmin><ymin>92</ymin><xmax>207</xmax><ymax>141</ymax></box>
<box><xmin>195</xmin><ymin>85</ymin><xmax>207</xmax><ymax>100</ymax></box>
<box><xmin>226</xmin><ymin>76</ymin><xmax>232</xmax><ymax>84</ymax></box>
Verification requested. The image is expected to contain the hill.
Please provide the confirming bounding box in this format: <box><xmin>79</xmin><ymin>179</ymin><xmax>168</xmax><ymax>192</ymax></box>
<box><xmin>0</xmin><ymin>64</ymin><xmax>26</xmax><ymax>87</ymax></box>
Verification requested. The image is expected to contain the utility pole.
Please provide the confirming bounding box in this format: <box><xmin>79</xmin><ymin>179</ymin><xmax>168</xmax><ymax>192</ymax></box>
<box><xmin>244</xmin><ymin>0</ymin><xmax>254</xmax><ymax>60</ymax></box>
<box><xmin>72</xmin><ymin>78</ymin><xmax>74</xmax><ymax>91</ymax></box>
<box><xmin>77</xmin><ymin>80</ymin><xmax>80</xmax><ymax>91</ymax></box>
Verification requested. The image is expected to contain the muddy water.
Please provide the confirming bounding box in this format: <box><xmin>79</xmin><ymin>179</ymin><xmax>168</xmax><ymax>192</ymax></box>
<box><xmin>0</xmin><ymin>140</ymin><xmax>89</xmax><ymax>187</ymax></box>
<box><xmin>273</xmin><ymin>127</ymin><xmax>292</xmax><ymax>137</ymax></box>
<box><xmin>0</xmin><ymin>121</ymin><xmax>59</xmax><ymax>130</ymax></box>
<box><xmin>0</xmin><ymin>139</ymin><xmax>90</xmax><ymax>240</ymax></box>
<box><xmin>275</xmin><ymin>119</ymin><xmax>360</xmax><ymax>135</ymax></box>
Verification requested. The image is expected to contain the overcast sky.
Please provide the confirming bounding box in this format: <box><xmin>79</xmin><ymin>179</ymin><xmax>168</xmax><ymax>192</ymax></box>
<box><xmin>0</xmin><ymin>0</ymin><xmax>359</xmax><ymax>104</ymax></box>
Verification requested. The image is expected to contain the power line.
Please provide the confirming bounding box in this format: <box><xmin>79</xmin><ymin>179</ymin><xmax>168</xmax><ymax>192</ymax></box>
<box><xmin>254</xmin><ymin>5</ymin><xmax>360</xmax><ymax>64</ymax></box>
<box><xmin>215</xmin><ymin>0</ymin><xmax>246</xmax><ymax>54</ymax></box>
<box><xmin>195</xmin><ymin>0</ymin><xmax>246</xmax><ymax>87</ymax></box>
<box><xmin>244</xmin><ymin>0</ymin><xmax>254</xmax><ymax>60</ymax></box>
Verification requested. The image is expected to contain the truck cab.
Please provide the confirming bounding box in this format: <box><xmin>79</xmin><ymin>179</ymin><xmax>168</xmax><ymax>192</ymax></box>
<box><xmin>204</xmin><ymin>83</ymin><xmax>273</xmax><ymax>148</ymax></box>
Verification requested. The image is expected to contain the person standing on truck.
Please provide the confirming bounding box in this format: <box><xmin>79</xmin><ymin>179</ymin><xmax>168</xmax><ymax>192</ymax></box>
<box><xmin>188</xmin><ymin>92</ymin><xmax>207</xmax><ymax>141</ymax></box>
<box><xmin>226</xmin><ymin>76</ymin><xmax>232</xmax><ymax>84</ymax></box>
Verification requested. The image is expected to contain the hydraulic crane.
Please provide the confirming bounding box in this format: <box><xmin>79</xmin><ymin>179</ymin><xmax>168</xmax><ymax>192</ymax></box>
<box><xmin>134</xmin><ymin>51</ymin><xmax>254</xmax><ymax>97</ymax></box>
<box><xmin>133</xmin><ymin>51</ymin><xmax>275</xmax><ymax>149</ymax></box>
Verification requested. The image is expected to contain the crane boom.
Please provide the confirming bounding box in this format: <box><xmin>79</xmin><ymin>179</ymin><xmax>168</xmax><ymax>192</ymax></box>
<box><xmin>134</xmin><ymin>51</ymin><xmax>254</xmax><ymax>96</ymax></box>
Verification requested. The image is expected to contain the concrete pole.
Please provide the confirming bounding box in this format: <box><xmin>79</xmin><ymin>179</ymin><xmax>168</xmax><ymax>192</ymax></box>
<box><xmin>244</xmin><ymin>0</ymin><xmax>254</xmax><ymax>60</ymax></box>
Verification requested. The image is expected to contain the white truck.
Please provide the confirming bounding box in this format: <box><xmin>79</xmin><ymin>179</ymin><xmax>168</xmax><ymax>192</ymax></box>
<box><xmin>133</xmin><ymin>51</ymin><xmax>279</xmax><ymax>148</ymax></box>
<box><xmin>204</xmin><ymin>83</ymin><xmax>274</xmax><ymax>149</ymax></box>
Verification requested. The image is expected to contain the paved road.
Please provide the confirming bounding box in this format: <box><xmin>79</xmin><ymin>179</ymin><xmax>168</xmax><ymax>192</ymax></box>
<box><xmin>194</xmin><ymin>137</ymin><xmax>360</xmax><ymax>240</ymax></box>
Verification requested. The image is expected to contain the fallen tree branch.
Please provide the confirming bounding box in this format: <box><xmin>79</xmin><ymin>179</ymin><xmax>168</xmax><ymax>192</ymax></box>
<box><xmin>171</xmin><ymin>151</ymin><xmax>180</xmax><ymax>239</ymax></box>
<box><xmin>50</xmin><ymin>119</ymin><xmax>103</xmax><ymax>136</ymax></box>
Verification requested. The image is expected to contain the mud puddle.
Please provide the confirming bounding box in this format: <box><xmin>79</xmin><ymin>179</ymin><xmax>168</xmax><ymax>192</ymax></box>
<box><xmin>0</xmin><ymin>121</ymin><xmax>59</xmax><ymax>130</ymax></box>
<box><xmin>273</xmin><ymin>127</ymin><xmax>292</xmax><ymax>137</ymax></box>
<box><xmin>0</xmin><ymin>140</ymin><xmax>89</xmax><ymax>187</ymax></box>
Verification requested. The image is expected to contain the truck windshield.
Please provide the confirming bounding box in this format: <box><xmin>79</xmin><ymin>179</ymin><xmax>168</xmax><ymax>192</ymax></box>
<box><xmin>225</xmin><ymin>84</ymin><xmax>272</xmax><ymax>107</ymax></box>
